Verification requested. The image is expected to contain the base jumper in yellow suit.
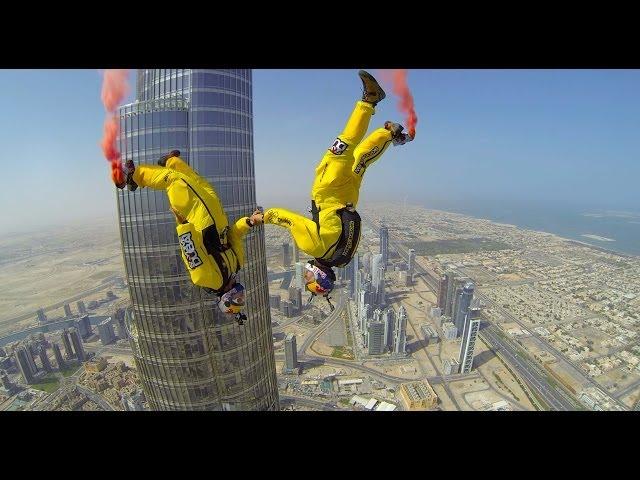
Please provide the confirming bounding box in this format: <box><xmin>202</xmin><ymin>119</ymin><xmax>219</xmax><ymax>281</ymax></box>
<box><xmin>262</xmin><ymin>70</ymin><xmax>413</xmax><ymax>303</ymax></box>
<box><xmin>116</xmin><ymin>151</ymin><xmax>263</xmax><ymax>325</ymax></box>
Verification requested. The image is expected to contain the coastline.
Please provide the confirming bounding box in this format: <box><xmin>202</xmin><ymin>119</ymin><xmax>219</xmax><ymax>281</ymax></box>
<box><xmin>421</xmin><ymin>206</ymin><xmax>640</xmax><ymax>260</ymax></box>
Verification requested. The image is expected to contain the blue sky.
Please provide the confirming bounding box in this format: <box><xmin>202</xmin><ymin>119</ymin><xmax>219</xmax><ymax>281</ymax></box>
<box><xmin>1</xmin><ymin>69</ymin><xmax>639</xmax><ymax>234</ymax></box>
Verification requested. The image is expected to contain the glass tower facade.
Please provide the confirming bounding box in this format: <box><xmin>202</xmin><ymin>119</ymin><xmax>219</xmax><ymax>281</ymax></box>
<box><xmin>117</xmin><ymin>69</ymin><xmax>279</xmax><ymax>410</ymax></box>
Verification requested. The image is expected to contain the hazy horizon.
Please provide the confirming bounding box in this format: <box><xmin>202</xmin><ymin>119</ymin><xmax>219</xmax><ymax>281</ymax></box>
<box><xmin>2</xmin><ymin>69</ymin><xmax>639</xmax><ymax>236</ymax></box>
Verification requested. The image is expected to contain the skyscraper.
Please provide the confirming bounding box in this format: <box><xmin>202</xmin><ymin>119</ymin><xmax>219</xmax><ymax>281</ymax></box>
<box><xmin>282</xmin><ymin>242</ymin><xmax>291</xmax><ymax>268</ymax></box>
<box><xmin>25</xmin><ymin>344</ymin><xmax>38</xmax><ymax>374</ymax></box>
<box><xmin>437</xmin><ymin>274</ymin><xmax>448</xmax><ymax>310</ymax></box>
<box><xmin>443</xmin><ymin>270</ymin><xmax>457</xmax><ymax>317</ymax></box>
<box><xmin>61</xmin><ymin>329</ymin><xmax>73</xmax><ymax>359</ymax></box>
<box><xmin>383</xmin><ymin>309</ymin><xmax>395</xmax><ymax>351</ymax></box>
<box><xmin>63</xmin><ymin>304</ymin><xmax>72</xmax><ymax>318</ymax></box>
<box><xmin>372</xmin><ymin>254</ymin><xmax>383</xmax><ymax>279</ymax></box>
<box><xmin>379</xmin><ymin>225</ymin><xmax>389</xmax><ymax>266</ymax></box>
<box><xmin>52</xmin><ymin>343</ymin><xmax>65</xmax><ymax>369</ymax></box>
<box><xmin>368</xmin><ymin>321</ymin><xmax>385</xmax><ymax>355</ymax></box>
<box><xmin>38</xmin><ymin>346</ymin><xmax>52</xmax><ymax>373</ymax></box>
<box><xmin>394</xmin><ymin>306</ymin><xmax>408</xmax><ymax>355</ymax></box>
<box><xmin>37</xmin><ymin>308</ymin><xmax>47</xmax><ymax>324</ymax></box>
<box><xmin>118</xmin><ymin>69</ymin><xmax>278</xmax><ymax>411</ymax></box>
<box><xmin>292</xmin><ymin>241</ymin><xmax>300</xmax><ymax>264</ymax></box>
<box><xmin>14</xmin><ymin>347</ymin><xmax>35</xmax><ymax>384</ymax></box>
<box><xmin>97</xmin><ymin>319</ymin><xmax>117</xmax><ymax>346</ymax></box>
<box><xmin>76</xmin><ymin>315</ymin><xmax>92</xmax><ymax>339</ymax></box>
<box><xmin>450</xmin><ymin>276</ymin><xmax>471</xmax><ymax>327</ymax></box>
<box><xmin>283</xmin><ymin>334</ymin><xmax>298</xmax><ymax>374</ymax></box>
<box><xmin>76</xmin><ymin>301</ymin><xmax>87</xmax><ymax>315</ymax></box>
<box><xmin>288</xmin><ymin>287</ymin><xmax>303</xmax><ymax>312</ymax></box>
<box><xmin>459</xmin><ymin>318</ymin><xmax>481</xmax><ymax>374</ymax></box>
<box><xmin>408</xmin><ymin>249</ymin><xmax>416</xmax><ymax>274</ymax></box>
<box><xmin>454</xmin><ymin>283</ymin><xmax>475</xmax><ymax>335</ymax></box>
<box><xmin>295</xmin><ymin>261</ymin><xmax>305</xmax><ymax>289</ymax></box>
<box><xmin>69</xmin><ymin>328</ymin><xmax>85</xmax><ymax>362</ymax></box>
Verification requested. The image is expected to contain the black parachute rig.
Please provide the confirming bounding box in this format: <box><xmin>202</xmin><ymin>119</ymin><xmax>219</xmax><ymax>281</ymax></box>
<box><xmin>307</xmin><ymin>291</ymin><xmax>335</xmax><ymax>312</ymax></box>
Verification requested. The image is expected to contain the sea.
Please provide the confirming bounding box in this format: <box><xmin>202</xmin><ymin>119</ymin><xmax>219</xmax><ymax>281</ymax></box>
<box><xmin>423</xmin><ymin>201</ymin><xmax>640</xmax><ymax>258</ymax></box>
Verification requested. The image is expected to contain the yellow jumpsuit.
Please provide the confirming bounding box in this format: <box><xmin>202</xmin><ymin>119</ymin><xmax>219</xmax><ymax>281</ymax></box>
<box><xmin>264</xmin><ymin>100</ymin><xmax>394</xmax><ymax>261</ymax></box>
<box><xmin>131</xmin><ymin>156</ymin><xmax>252</xmax><ymax>292</ymax></box>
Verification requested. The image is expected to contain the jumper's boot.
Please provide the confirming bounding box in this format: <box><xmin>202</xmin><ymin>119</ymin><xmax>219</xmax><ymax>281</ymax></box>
<box><xmin>359</xmin><ymin>70</ymin><xmax>386</xmax><ymax>107</ymax></box>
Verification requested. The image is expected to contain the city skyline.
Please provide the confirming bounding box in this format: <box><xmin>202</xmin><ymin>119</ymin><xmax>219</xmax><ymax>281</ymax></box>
<box><xmin>2</xmin><ymin>69</ymin><xmax>640</xmax><ymax>235</ymax></box>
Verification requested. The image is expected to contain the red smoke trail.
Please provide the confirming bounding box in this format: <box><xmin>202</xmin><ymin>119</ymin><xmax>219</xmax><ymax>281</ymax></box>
<box><xmin>379</xmin><ymin>69</ymin><xmax>418</xmax><ymax>138</ymax></box>
<box><xmin>99</xmin><ymin>69</ymin><xmax>130</xmax><ymax>185</ymax></box>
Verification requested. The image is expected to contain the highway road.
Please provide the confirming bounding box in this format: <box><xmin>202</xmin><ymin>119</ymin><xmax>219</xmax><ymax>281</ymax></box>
<box><xmin>480</xmin><ymin>325</ymin><xmax>582</xmax><ymax>410</ymax></box>
<box><xmin>476</xmin><ymin>291</ymin><xmax>628</xmax><ymax>410</ymax></box>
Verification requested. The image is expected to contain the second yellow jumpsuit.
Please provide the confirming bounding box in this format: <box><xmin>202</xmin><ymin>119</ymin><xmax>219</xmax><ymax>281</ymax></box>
<box><xmin>131</xmin><ymin>155</ymin><xmax>253</xmax><ymax>292</ymax></box>
<box><xmin>264</xmin><ymin>100</ymin><xmax>394</xmax><ymax>262</ymax></box>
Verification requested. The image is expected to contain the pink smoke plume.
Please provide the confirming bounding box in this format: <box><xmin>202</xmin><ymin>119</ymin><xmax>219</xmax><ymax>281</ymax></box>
<box><xmin>378</xmin><ymin>69</ymin><xmax>418</xmax><ymax>138</ymax></box>
<box><xmin>99</xmin><ymin>69</ymin><xmax>130</xmax><ymax>185</ymax></box>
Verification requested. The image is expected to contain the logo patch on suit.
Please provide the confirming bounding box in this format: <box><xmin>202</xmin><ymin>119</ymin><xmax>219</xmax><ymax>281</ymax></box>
<box><xmin>178</xmin><ymin>232</ymin><xmax>203</xmax><ymax>269</ymax></box>
<box><xmin>329</xmin><ymin>138</ymin><xmax>348</xmax><ymax>155</ymax></box>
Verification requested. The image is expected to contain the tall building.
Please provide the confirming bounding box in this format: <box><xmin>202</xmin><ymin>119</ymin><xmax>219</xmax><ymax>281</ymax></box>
<box><xmin>283</xmin><ymin>334</ymin><xmax>298</xmax><ymax>374</ymax></box>
<box><xmin>454</xmin><ymin>283</ymin><xmax>475</xmax><ymax>335</ymax></box>
<box><xmin>269</xmin><ymin>294</ymin><xmax>281</xmax><ymax>310</ymax></box>
<box><xmin>0</xmin><ymin>370</ymin><xmax>16</xmax><ymax>395</ymax></box>
<box><xmin>361</xmin><ymin>252</ymin><xmax>372</xmax><ymax>276</ymax></box>
<box><xmin>459</xmin><ymin>317</ymin><xmax>481</xmax><ymax>374</ymax></box>
<box><xmin>114</xmin><ymin>316</ymin><xmax>128</xmax><ymax>340</ymax></box>
<box><xmin>63</xmin><ymin>304</ymin><xmax>72</xmax><ymax>318</ymax></box>
<box><xmin>117</xmin><ymin>69</ymin><xmax>278</xmax><ymax>411</ymax></box>
<box><xmin>368</xmin><ymin>321</ymin><xmax>385</xmax><ymax>355</ymax></box>
<box><xmin>394</xmin><ymin>306</ymin><xmax>408</xmax><ymax>355</ymax></box>
<box><xmin>371</xmin><ymin>254</ymin><xmax>383</xmax><ymax>286</ymax></box>
<box><xmin>376</xmin><ymin>266</ymin><xmax>386</xmax><ymax>306</ymax></box>
<box><xmin>38</xmin><ymin>346</ymin><xmax>52</xmax><ymax>373</ymax></box>
<box><xmin>25</xmin><ymin>345</ymin><xmax>38</xmax><ymax>374</ymax></box>
<box><xmin>61</xmin><ymin>329</ymin><xmax>74</xmax><ymax>359</ymax></box>
<box><xmin>379</xmin><ymin>225</ymin><xmax>389</xmax><ymax>266</ymax></box>
<box><xmin>437</xmin><ymin>274</ymin><xmax>448</xmax><ymax>310</ymax></box>
<box><xmin>69</xmin><ymin>328</ymin><xmax>85</xmax><ymax>362</ymax></box>
<box><xmin>76</xmin><ymin>301</ymin><xmax>87</xmax><ymax>315</ymax></box>
<box><xmin>37</xmin><ymin>308</ymin><xmax>47</xmax><ymax>324</ymax></box>
<box><xmin>442</xmin><ymin>322</ymin><xmax>458</xmax><ymax>340</ymax></box>
<box><xmin>442</xmin><ymin>358</ymin><xmax>459</xmax><ymax>375</ymax></box>
<box><xmin>76</xmin><ymin>315</ymin><xmax>93</xmax><ymax>339</ymax></box>
<box><xmin>294</xmin><ymin>261</ymin><xmax>305</xmax><ymax>289</ymax></box>
<box><xmin>443</xmin><ymin>270</ymin><xmax>457</xmax><ymax>317</ymax></box>
<box><xmin>288</xmin><ymin>287</ymin><xmax>303</xmax><ymax>312</ymax></box>
<box><xmin>282</xmin><ymin>242</ymin><xmax>291</xmax><ymax>268</ymax></box>
<box><xmin>292</xmin><ymin>241</ymin><xmax>300</xmax><ymax>264</ymax></box>
<box><xmin>451</xmin><ymin>277</ymin><xmax>472</xmax><ymax>328</ymax></box>
<box><xmin>97</xmin><ymin>319</ymin><xmax>116</xmax><ymax>346</ymax></box>
<box><xmin>52</xmin><ymin>343</ymin><xmax>65</xmax><ymax>369</ymax></box>
<box><xmin>408</xmin><ymin>249</ymin><xmax>416</xmax><ymax>273</ymax></box>
<box><xmin>383</xmin><ymin>309</ymin><xmax>395</xmax><ymax>351</ymax></box>
<box><xmin>15</xmin><ymin>347</ymin><xmax>35</xmax><ymax>384</ymax></box>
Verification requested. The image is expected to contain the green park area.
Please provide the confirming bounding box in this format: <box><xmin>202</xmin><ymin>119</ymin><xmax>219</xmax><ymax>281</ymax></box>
<box><xmin>331</xmin><ymin>346</ymin><xmax>355</xmax><ymax>360</ymax></box>
<box><xmin>31</xmin><ymin>376</ymin><xmax>60</xmax><ymax>394</ymax></box>
<box><xmin>61</xmin><ymin>365</ymin><xmax>81</xmax><ymax>377</ymax></box>
<box><xmin>405</xmin><ymin>238</ymin><xmax>513</xmax><ymax>256</ymax></box>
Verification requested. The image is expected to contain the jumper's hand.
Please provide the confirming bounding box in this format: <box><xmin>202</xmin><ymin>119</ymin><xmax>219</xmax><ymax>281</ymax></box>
<box><xmin>250</xmin><ymin>209</ymin><xmax>264</xmax><ymax>225</ymax></box>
